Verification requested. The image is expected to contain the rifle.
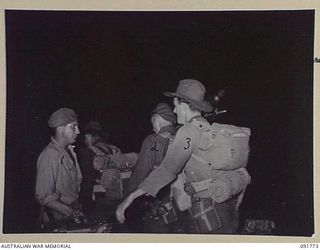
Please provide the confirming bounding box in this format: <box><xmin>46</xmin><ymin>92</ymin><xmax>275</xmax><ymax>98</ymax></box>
<box><xmin>203</xmin><ymin>89</ymin><xmax>227</xmax><ymax>121</ymax></box>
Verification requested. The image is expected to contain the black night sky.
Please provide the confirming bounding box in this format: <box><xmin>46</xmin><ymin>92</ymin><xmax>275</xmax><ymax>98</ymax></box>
<box><xmin>4</xmin><ymin>10</ymin><xmax>314</xmax><ymax>235</ymax></box>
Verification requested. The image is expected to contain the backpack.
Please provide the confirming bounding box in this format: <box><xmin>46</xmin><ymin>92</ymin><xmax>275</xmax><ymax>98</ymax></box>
<box><xmin>194</xmin><ymin>121</ymin><xmax>251</xmax><ymax>171</ymax></box>
<box><xmin>170</xmin><ymin>120</ymin><xmax>252</xmax><ymax>209</ymax></box>
<box><xmin>189</xmin><ymin>120</ymin><xmax>251</xmax><ymax>204</ymax></box>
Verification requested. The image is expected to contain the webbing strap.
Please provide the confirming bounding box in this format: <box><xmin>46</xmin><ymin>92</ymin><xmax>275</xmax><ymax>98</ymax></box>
<box><xmin>192</xmin><ymin>202</ymin><xmax>214</xmax><ymax>231</ymax></box>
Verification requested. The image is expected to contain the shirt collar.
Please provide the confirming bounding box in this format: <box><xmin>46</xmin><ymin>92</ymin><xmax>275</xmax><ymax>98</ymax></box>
<box><xmin>50</xmin><ymin>137</ymin><xmax>74</xmax><ymax>153</ymax></box>
<box><xmin>188</xmin><ymin>115</ymin><xmax>205</xmax><ymax>123</ymax></box>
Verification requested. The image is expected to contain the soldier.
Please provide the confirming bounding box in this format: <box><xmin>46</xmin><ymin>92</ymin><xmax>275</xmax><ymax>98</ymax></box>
<box><xmin>35</xmin><ymin>108</ymin><xmax>84</xmax><ymax>229</ymax></box>
<box><xmin>78</xmin><ymin>121</ymin><xmax>120</xmax><ymax>217</ymax></box>
<box><xmin>116</xmin><ymin>79</ymin><xmax>249</xmax><ymax>234</ymax></box>
<box><xmin>126</xmin><ymin>103</ymin><xmax>177</xmax><ymax>194</ymax></box>
<box><xmin>125</xmin><ymin>103</ymin><xmax>178</xmax><ymax>233</ymax></box>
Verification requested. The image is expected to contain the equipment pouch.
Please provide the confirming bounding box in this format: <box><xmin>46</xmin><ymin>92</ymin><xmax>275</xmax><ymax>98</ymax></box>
<box><xmin>209</xmin><ymin>168</ymin><xmax>251</xmax><ymax>203</ymax></box>
<box><xmin>158</xmin><ymin>200</ymin><xmax>178</xmax><ymax>225</ymax></box>
<box><xmin>189</xmin><ymin>198</ymin><xmax>222</xmax><ymax>233</ymax></box>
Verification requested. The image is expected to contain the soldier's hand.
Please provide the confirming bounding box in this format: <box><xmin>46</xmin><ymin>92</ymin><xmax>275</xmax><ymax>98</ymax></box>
<box><xmin>116</xmin><ymin>196</ymin><xmax>133</xmax><ymax>223</ymax></box>
<box><xmin>116</xmin><ymin>189</ymin><xmax>146</xmax><ymax>223</ymax></box>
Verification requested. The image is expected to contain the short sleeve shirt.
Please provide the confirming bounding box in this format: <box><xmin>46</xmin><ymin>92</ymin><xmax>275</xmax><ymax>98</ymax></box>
<box><xmin>35</xmin><ymin>138</ymin><xmax>83</xmax><ymax>206</ymax></box>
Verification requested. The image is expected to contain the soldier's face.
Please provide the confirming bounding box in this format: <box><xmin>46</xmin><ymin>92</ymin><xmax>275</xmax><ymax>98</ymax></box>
<box><xmin>173</xmin><ymin>97</ymin><xmax>186</xmax><ymax>124</ymax></box>
<box><xmin>151</xmin><ymin>114</ymin><xmax>161</xmax><ymax>133</ymax></box>
<box><xmin>61</xmin><ymin>121</ymin><xmax>80</xmax><ymax>144</ymax></box>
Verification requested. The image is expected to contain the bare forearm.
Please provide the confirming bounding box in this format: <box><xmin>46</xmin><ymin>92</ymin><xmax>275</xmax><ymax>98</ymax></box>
<box><xmin>129</xmin><ymin>188</ymin><xmax>146</xmax><ymax>200</ymax></box>
<box><xmin>46</xmin><ymin>200</ymin><xmax>74</xmax><ymax>217</ymax></box>
<box><xmin>123</xmin><ymin>188</ymin><xmax>147</xmax><ymax>208</ymax></box>
<box><xmin>116</xmin><ymin>188</ymin><xmax>147</xmax><ymax>223</ymax></box>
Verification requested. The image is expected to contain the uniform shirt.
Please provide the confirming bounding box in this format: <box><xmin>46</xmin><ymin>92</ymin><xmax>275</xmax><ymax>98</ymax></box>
<box><xmin>139</xmin><ymin>117</ymin><xmax>209</xmax><ymax>197</ymax></box>
<box><xmin>35</xmin><ymin>137</ymin><xmax>82</xmax><ymax>206</ymax></box>
<box><xmin>126</xmin><ymin>125</ymin><xmax>176</xmax><ymax>194</ymax></box>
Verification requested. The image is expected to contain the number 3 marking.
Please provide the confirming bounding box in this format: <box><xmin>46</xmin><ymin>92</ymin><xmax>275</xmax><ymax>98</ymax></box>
<box><xmin>184</xmin><ymin>138</ymin><xmax>191</xmax><ymax>150</ymax></box>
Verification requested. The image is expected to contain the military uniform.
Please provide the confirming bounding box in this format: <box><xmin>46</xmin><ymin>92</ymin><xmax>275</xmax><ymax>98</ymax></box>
<box><xmin>35</xmin><ymin>137</ymin><xmax>82</xmax><ymax>224</ymax></box>
<box><xmin>127</xmin><ymin>125</ymin><xmax>176</xmax><ymax>194</ymax></box>
<box><xmin>139</xmin><ymin>116</ymin><xmax>239</xmax><ymax>234</ymax></box>
<box><xmin>125</xmin><ymin>125</ymin><xmax>177</xmax><ymax>233</ymax></box>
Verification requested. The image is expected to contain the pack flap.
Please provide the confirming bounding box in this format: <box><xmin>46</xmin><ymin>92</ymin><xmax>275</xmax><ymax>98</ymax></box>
<box><xmin>212</xmin><ymin>123</ymin><xmax>251</xmax><ymax>136</ymax></box>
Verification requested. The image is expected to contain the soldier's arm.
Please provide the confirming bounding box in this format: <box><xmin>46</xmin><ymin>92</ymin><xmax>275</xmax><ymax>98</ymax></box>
<box><xmin>46</xmin><ymin>200</ymin><xmax>74</xmax><ymax>217</ymax></box>
<box><xmin>127</xmin><ymin>135</ymin><xmax>157</xmax><ymax>193</ymax></box>
<box><xmin>116</xmin><ymin>125</ymin><xmax>196</xmax><ymax>223</ymax></box>
<box><xmin>116</xmin><ymin>188</ymin><xmax>146</xmax><ymax>223</ymax></box>
<box><xmin>138</xmin><ymin>124</ymin><xmax>196</xmax><ymax>196</ymax></box>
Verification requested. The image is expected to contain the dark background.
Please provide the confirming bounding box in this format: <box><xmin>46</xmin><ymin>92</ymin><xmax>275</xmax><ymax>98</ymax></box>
<box><xmin>3</xmin><ymin>10</ymin><xmax>314</xmax><ymax>235</ymax></box>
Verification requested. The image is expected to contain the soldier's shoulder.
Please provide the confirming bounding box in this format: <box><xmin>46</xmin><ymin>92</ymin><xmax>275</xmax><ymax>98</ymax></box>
<box><xmin>175</xmin><ymin>123</ymin><xmax>199</xmax><ymax>139</ymax></box>
<box><xmin>143</xmin><ymin>133</ymin><xmax>158</xmax><ymax>144</ymax></box>
<box><xmin>179</xmin><ymin>120</ymin><xmax>210</xmax><ymax>140</ymax></box>
<box><xmin>179</xmin><ymin>122</ymin><xmax>200</xmax><ymax>132</ymax></box>
<box><xmin>38</xmin><ymin>142</ymin><xmax>62</xmax><ymax>160</ymax></box>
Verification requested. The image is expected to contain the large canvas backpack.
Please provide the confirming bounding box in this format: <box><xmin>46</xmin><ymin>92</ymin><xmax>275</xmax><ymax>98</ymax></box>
<box><xmin>170</xmin><ymin>120</ymin><xmax>252</xmax><ymax>209</ymax></box>
<box><xmin>193</xmin><ymin>121</ymin><xmax>251</xmax><ymax>171</ymax></box>
<box><xmin>190</xmin><ymin>120</ymin><xmax>251</xmax><ymax>204</ymax></box>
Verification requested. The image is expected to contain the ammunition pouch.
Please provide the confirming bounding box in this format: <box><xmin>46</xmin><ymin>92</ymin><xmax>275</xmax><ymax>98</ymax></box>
<box><xmin>145</xmin><ymin>199</ymin><xmax>178</xmax><ymax>226</ymax></box>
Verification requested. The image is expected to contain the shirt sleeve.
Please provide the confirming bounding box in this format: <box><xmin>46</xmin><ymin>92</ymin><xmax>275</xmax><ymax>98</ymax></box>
<box><xmin>138</xmin><ymin>124</ymin><xmax>197</xmax><ymax>197</ymax></box>
<box><xmin>35</xmin><ymin>148</ymin><xmax>61</xmax><ymax>206</ymax></box>
<box><xmin>126</xmin><ymin>135</ymin><xmax>156</xmax><ymax>194</ymax></box>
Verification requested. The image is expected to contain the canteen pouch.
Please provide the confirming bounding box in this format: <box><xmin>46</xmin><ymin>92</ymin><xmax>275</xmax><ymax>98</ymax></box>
<box><xmin>189</xmin><ymin>198</ymin><xmax>222</xmax><ymax>233</ymax></box>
